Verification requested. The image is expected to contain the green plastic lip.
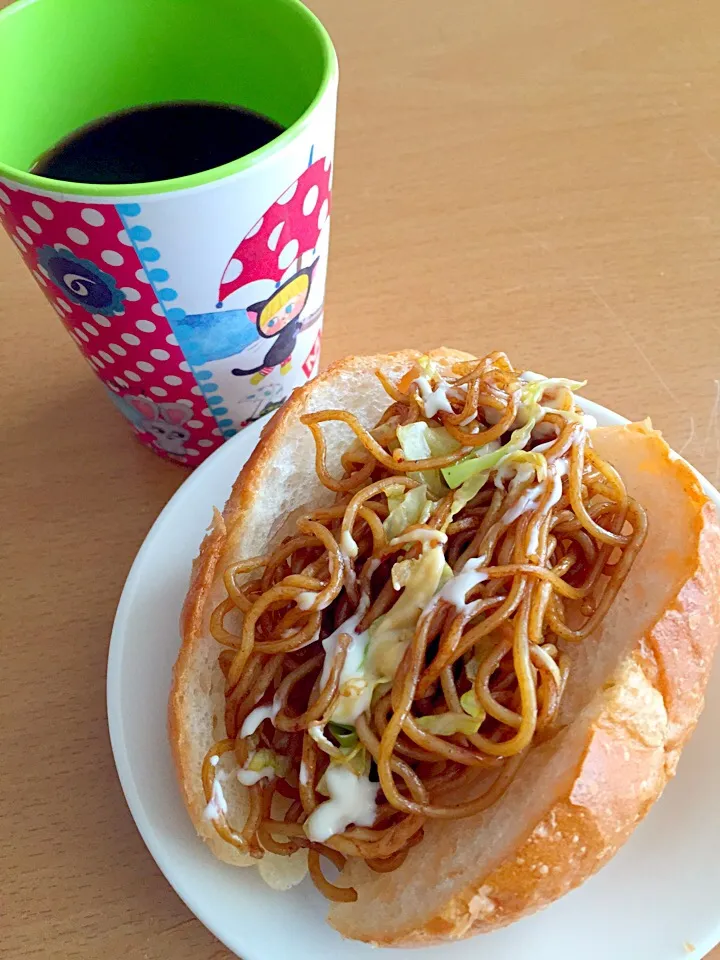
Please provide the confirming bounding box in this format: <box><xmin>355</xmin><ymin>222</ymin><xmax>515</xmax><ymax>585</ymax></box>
<box><xmin>0</xmin><ymin>0</ymin><xmax>337</xmax><ymax>198</ymax></box>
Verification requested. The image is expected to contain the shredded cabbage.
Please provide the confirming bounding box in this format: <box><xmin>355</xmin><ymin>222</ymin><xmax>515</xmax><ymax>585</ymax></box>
<box><xmin>246</xmin><ymin>748</ymin><xmax>290</xmax><ymax>777</ymax></box>
<box><xmin>383</xmin><ymin>484</ymin><xmax>432</xmax><ymax>540</ymax></box>
<box><xmin>328</xmin><ymin>722</ymin><xmax>359</xmax><ymax>750</ymax></box>
<box><xmin>396</xmin><ymin>422</ymin><xmax>459</xmax><ymax>497</ymax></box>
<box><xmin>416</xmin><ymin>712</ymin><xmax>485</xmax><ymax>736</ymax></box>
<box><xmin>459</xmin><ymin>689</ymin><xmax>485</xmax><ymax>720</ymax></box>
<box><xmin>441</xmin><ymin>419</ymin><xmax>535</xmax><ymax>489</ymax></box>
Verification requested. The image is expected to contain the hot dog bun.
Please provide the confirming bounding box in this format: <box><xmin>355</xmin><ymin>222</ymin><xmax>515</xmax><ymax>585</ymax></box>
<box><xmin>169</xmin><ymin>349</ymin><xmax>720</xmax><ymax>942</ymax></box>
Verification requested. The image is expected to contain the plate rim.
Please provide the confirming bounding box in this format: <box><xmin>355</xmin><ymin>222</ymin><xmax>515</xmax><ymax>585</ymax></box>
<box><xmin>107</xmin><ymin>400</ymin><xmax>720</xmax><ymax>960</ymax></box>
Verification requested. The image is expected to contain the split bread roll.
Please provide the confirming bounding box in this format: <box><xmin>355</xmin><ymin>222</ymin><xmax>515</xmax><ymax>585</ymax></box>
<box><xmin>170</xmin><ymin>349</ymin><xmax>720</xmax><ymax>945</ymax></box>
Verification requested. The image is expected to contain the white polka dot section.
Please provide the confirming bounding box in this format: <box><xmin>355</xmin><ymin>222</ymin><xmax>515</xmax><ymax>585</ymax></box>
<box><xmin>16</xmin><ymin>227</ymin><xmax>32</xmax><ymax>244</ymax></box>
<box><xmin>109</xmin><ymin>343</ymin><xmax>126</xmax><ymax>356</ymax></box>
<box><xmin>177</xmin><ymin>399</ymin><xmax>193</xmax><ymax>409</ymax></box>
<box><xmin>82</xmin><ymin>321</ymin><xmax>98</xmax><ymax>337</ymax></box>
<box><xmin>32</xmin><ymin>270</ymin><xmax>47</xmax><ymax>287</ymax></box>
<box><xmin>22</xmin><ymin>215</ymin><xmax>42</xmax><ymax>234</ymax></box>
<box><xmin>32</xmin><ymin>200</ymin><xmax>53</xmax><ymax>220</ymax></box>
<box><xmin>150</xmin><ymin>348</ymin><xmax>170</xmax><ymax>361</ymax></box>
<box><xmin>179</xmin><ymin>361</ymin><xmax>190</xmax><ymax>372</ymax></box>
<box><xmin>137</xmin><ymin>360</ymin><xmax>155</xmax><ymax>373</ymax></box>
<box><xmin>92</xmin><ymin>355</ymin><xmax>105</xmax><ymax>369</ymax></box>
<box><xmin>187</xmin><ymin>419</ymin><xmax>203</xmax><ymax>429</ymax></box>
<box><xmin>223</xmin><ymin>258</ymin><xmax>243</xmax><ymax>284</ymax></box>
<box><xmin>135</xmin><ymin>268</ymin><xmax>150</xmax><ymax>284</ymax></box>
<box><xmin>124</xmin><ymin>370</ymin><xmax>141</xmax><ymax>382</ymax></box>
<box><xmin>277</xmin><ymin>182</ymin><xmax>298</xmax><ymax>204</ymax></box>
<box><xmin>102</xmin><ymin>250</ymin><xmax>124</xmax><ymax>266</ymax></box>
<box><xmin>12</xmin><ymin>237</ymin><xmax>26</xmax><ymax>253</ymax></box>
<box><xmin>81</xmin><ymin>208</ymin><xmax>105</xmax><ymax>227</ymax></box>
<box><xmin>0</xmin><ymin>187</ymin><xmax>11</xmax><ymax>205</ymax></box>
<box><xmin>121</xmin><ymin>286</ymin><xmax>140</xmax><ymax>302</ymax></box>
<box><xmin>92</xmin><ymin>313</ymin><xmax>111</xmax><ymax>327</ymax></box>
<box><xmin>267</xmin><ymin>221</ymin><xmax>285</xmax><ymax>251</ymax></box>
<box><xmin>278</xmin><ymin>238</ymin><xmax>299</xmax><ymax>271</ymax></box>
<box><xmin>151</xmin><ymin>303</ymin><xmax>165</xmax><ymax>316</ymax></box>
<box><xmin>38</xmin><ymin>265</ymin><xmax>50</xmax><ymax>278</ymax></box>
<box><xmin>166</xmin><ymin>333</ymin><xmax>178</xmax><ymax>346</ymax></box>
<box><xmin>66</xmin><ymin>227</ymin><xmax>89</xmax><ymax>245</ymax></box>
<box><xmin>150</xmin><ymin>386</ymin><xmax>167</xmax><ymax>397</ymax></box>
<box><xmin>246</xmin><ymin>216</ymin><xmax>263</xmax><ymax>238</ymax></box>
<box><xmin>56</xmin><ymin>298</ymin><xmax>72</xmax><ymax>313</ymax></box>
<box><xmin>118</xmin><ymin>229</ymin><xmax>132</xmax><ymax>246</ymax></box>
<box><xmin>74</xmin><ymin>327</ymin><xmax>89</xmax><ymax>342</ymax></box>
<box><xmin>191</xmin><ymin>385</ymin><xmax>203</xmax><ymax>396</ymax></box>
<box><xmin>198</xmin><ymin>439</ymin><xmax>214</xmax><ymax>448</ymax></box>
<box><xmin>317</xmin><ymin>198</ymin><xmax>329</xmax><ymax>230</ymax></box>
<box><xmin>99</xmin><ymin>350</ymin><xmax>115</xmax><ymax>364</ymax></box>
<box><xmin>303</xmin><ymin>185</ymin><xmax>319</xmax><ymax>216</ymax></box>
<box><xmin>121</xmin><ymin>333</ymin><xmax>140</xmax><ymax>346</ymax></box>
<box><xmin>136</xmin><ymin>319</ymin><xmax>156</xmax><ymax>333</ymax></box>
<box><xmin>164</xmin><ymin>375</ymin><xmax>182</xmax><ymax>386</ymax></box>
<box><xmin>201</xmin><ymin>407</ymin><xmax>213</xmax><ymax>416</ymax></box>
<box><xmin>114</xmin><ymin>377</ymin><xmax>129</xmax><ymax>389</ymax></box>
<box><xmin>185</xmin><ymin>449</ymin><xmax>199</xmax><ymax>457</ymax></box>
<box><xmin>54</xmin><ymin>243</ymin><xmax>71</xmax><ymax>253</ymax></box>
<box><xmin>212</xmin><ymin>428</ymin><xmax>223</xmax><ymax>436</ymax></box>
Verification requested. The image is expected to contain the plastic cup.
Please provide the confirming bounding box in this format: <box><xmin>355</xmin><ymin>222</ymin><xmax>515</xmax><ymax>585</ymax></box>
<box><xmin>0</xmin><ymin>0</ymin><xmax>336</xmax><ymax>464</ymax></box>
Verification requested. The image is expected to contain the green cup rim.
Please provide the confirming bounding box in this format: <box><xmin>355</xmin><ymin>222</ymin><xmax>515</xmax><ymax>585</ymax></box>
<box><xmin>0</xmin><ymin>0</ymin><xmax>337</xmax><ymax>198</ymax></box>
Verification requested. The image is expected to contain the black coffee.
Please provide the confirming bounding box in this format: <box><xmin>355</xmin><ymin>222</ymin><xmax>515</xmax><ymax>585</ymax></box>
<box><xmin>32</xmin><ymin>102</ymin><xmax>285</xmax><ymax>184</ymax></box>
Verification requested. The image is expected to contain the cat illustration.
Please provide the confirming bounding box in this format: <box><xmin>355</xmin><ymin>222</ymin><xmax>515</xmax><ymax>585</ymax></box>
<box><xmin>124</xmin><ymin>395</ymin><xmax>192</xmax><ymax>456</ymax></box>
<box><xmin>230</xmin><ymin>260</ymin><xmax>320</xmax><ymax>384</ymax></box>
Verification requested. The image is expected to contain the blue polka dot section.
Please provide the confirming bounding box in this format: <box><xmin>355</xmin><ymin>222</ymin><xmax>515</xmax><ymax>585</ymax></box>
<box><xmin>148</xmin><ymin>268</ymin><xmax>170</xmax><ymax>283</ymax></box>
<box><xmin>114</xmin><ymin>207</ymin><xmax>231</xmax><ymax>441</ymax></box>
<box><xmin>129</xmin><ymin>225</ymin><xmax>152</xmax><ymax>242</ymax></box>
<box><xmin>117</xmin><ymin>203</ymin><xmax>142</xmax><ymax>217</ymax></box>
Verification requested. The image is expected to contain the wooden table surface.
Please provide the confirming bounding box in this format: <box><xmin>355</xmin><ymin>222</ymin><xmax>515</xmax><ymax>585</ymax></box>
<box><xmin>1</xmin><ymin>0</ymin><xmax>719</xmax><ymax>956</ymax></box>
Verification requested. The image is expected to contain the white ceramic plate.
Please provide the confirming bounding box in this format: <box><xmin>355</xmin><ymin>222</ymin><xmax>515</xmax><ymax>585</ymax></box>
<box><xmin>108</xmin><ymin>400</ymin><xmax>720</xmax><ymax>960</ymax></box>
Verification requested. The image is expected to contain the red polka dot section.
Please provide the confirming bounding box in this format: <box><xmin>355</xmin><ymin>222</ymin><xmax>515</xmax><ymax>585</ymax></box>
<box><xmin>0</xmin><ymin>183</ymin><xmax>222</xmax><ymax>465</ymax></box>
<box><xmin>217</xmin><ymin>157</ymin><xmax>332</xmax><ymax>304</ymax></box>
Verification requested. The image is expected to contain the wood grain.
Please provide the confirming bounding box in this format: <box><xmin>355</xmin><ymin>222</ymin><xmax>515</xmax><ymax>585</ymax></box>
<box><xmin>1</xmin><ymin>0</ymin><xmax>718</xmax><ymax>956</ymax></box>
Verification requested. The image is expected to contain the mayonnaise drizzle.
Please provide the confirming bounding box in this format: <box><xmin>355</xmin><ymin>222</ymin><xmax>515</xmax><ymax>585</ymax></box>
<box><xmin>240</xmin><ymin>695</ymin><xmax>282</xmax><ymax>738</ymax></box>
<box><xmin>319</xmin><ymin>613</ymin><xmax>372</xmax><ymax>724</ymax></box>
<box><xmin>202</xmin><ymin>775</ymin><xmax>228</xmax><ymax>822</ymax></box>
<box><xmin>414</xmin><ymin>375</ymin><xmax>454</xmax><ymax>418</ymax></box>
<box><xmin>439</xmin><ymin>557</ymin><xmax>488</xmax><ymax>610</ymax></box>
<box><xmin>237</xmin><ymin>766</ymin><xmax>276</xmax><ymax>786</ymax></box>
<box><xmin>340</xmin><ymin>529</ymin><xmax>358</xmax><ymax>559</ymax></box>
<box><xmin>296</xmin><ymin>590</ymin><xmax>317</xmax><ymax>611</ymax></box>
<box><xmin>304</xmin><ymin>764</ymin><xmax>378</xmax><ymax>843</ymax></box>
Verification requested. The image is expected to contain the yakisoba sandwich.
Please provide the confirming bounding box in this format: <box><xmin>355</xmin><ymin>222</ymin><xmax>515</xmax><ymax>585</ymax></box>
<box><xmin>170</xmin><ymin>349</ymin><xmax>720</xmax><ymax>945</ymax></box>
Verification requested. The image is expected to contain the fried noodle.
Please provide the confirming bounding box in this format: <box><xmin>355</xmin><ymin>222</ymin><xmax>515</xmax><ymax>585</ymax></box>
<box><xmin>201</xmin><ymin>353</ymin><xmax>647</xmax><ymax>901</ymax></box>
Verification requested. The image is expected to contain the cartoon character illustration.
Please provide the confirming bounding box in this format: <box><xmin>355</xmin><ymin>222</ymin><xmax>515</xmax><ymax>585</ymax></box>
<box><xmin>123</xmin><ymin>395</ymin><xmax>192</xmax><ymax>456</ymax></box>
<box><xmin>36</xmin><ymin>245</ymin><xmax>126</xmax><ymax>316</ymax></box>
<box><xmin>230</xmin><ymin>260</ymin><xmax>321</xmax><ymax>384</ymax></box>
<box><xmin>235</xmin><ymin>382</ymin><xmax>288</xmax><ymax>427</ymax></box>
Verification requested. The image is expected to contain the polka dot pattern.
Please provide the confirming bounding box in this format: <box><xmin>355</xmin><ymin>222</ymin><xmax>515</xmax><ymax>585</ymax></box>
<box><xmin>0</xmin><ymin>186</ymin><xmax>223</xmax><ymax>463</ymax></box>
<box><xmin>217</xmin><ymin>156</ymin><xmax>332</xmax><ymax>304</ymax></box>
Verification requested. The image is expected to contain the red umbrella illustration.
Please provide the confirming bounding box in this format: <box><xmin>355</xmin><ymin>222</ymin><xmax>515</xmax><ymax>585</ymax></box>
<box><xmin>217</xmin><ymin>156</ymin><xmax>332</xmax><ymax>305</ymax></box>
